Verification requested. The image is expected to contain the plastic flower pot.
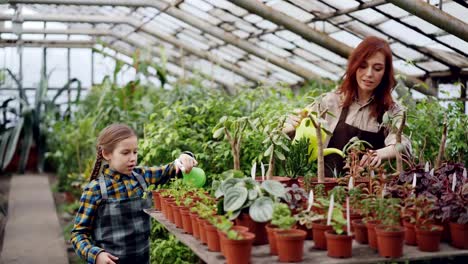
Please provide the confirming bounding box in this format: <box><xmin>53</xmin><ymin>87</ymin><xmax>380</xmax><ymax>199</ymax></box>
<box><xmin>325</xmin><ymin>230</ymin><xmax>353</xmax><ymax>258</ymax></box>
<box><xmin>403</xmin><ymin>220</ymin><xmax>417</xmax><ymax>246</ymax></box>
<box><xmin>449</xmin><ymin>222</ymin><xmax>468</xmax><ymax>249</ymax></box>
<box><xmin>204</xmin><ymin>222</ymin><xmax>221</xmax><ymax>252</ymax></box>
<box><xmin>172</xmin><ymin>205</ymin><xmax>184</xmax><ymax>228</ymax></box>
<box><xmin>223</xmin><ymin>232</ymin><xmax>255</xmax><ymax>264</ymax></box>
<box><xmin>352</xmin><ymin>219</ymin><xmax>368</xmax><ymax>244</ymax></box>
<box><xmin>180</xmin><ymin>208</ymin><xmax>193</xmax><ymax>234</ymax></box>
<box><xmin>276</xmin><ymin>229</ymin><xmax>307</xmax><ymax>262</ymax></box>
<box><xmin>415</xmin><ymin>225</ymin><xmax>443</xmax><ymax>252</ymax></box>
<box><xmin>151</xmin><ymin>190</ymin><xmax>162</xmax><ymax>211</ymax></box>
<box><xmin>190</xmin><ymin>213</ymin><xmax>200</xmax><ymax>239</ymax></box>
<box><xmin>365</xmin><ymin>220</ymin><xmax>381</xmax><ymax>250</ymax></box>
<box><xmin>265</xmin><ymin>224</ymin><xmax>278</xmax><ymax>255</ymax></box>
<box><xmin>235</xmin><ymin>213</ymin><xmax>268</xmax><ymax>245</ymax></box>
<box><xmin>312</xmin><ymin>220</ymin><xmax>332</xmax><ymax>250</ymax></box>
<box><xmin>375</xmin><ymin>225</ymin><xmax>405</xmax><ymax>258</ymax></box>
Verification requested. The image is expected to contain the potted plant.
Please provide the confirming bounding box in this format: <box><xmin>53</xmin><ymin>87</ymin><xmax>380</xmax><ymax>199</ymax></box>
<box><xmin>291</xmin><ymin>101</ymin><xmax>344</xmax><ymax>189</ymax></box>
<box><xmin>284</xmin><ymin>137</ymin><xmax>314</xmax><ymax>186</ymax></box>
<box><xmin>412</xmin><ymin>195</ymin><xmax>443</xmax><ymax>252</ymax></box>
<box><xmin>374</xmin><ymin>197</ymin><xmax>405</xmax><ymax>258</ymax></box>
<box><xmin>438</xmin><ymin>182</ymin><xmax>468</xmax><ymax>249</ymax></box>
<box><xmin>294</xmin><ymin>209</ymin><xmax>323</xmax><ymax>241</ymax></box>
<box><xmin>271</xmin><ymin>203</ymin><xmax>307</xmax><ymax>262</ymax></box>
<box><xmin>311</xmin><ymin>197</ymin><xmax>336</xmax><ymax>250</ymax></box>
<box><xmin>213</xmin><ymin>176</ymin><xmax>286</xmax><ymax>245</ymax></box>
<box><xmin>325</xmin><ymin>206</ymin><xmax>353</xmax><ymax>258</ymax></box>
<box><xmin>220</xmin><ymin>228</ymin><xmax>256</xmax><ymax>264</ymax></box>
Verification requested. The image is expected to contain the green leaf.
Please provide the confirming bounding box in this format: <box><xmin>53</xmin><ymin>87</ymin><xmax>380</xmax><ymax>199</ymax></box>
<box><xmin>224</xmin><ymin>186</ymin><xmax>248</xmax><ymax>212</ymax></box>
<box><xmin>261</xmin><ymin>180</ymin><xmax>286</xmax><ymax>198</ymax></box>
<box><xmin>213</xmin><ymin>127</ymin><xmax>224</xmax><ymax>139</ymax></box>
<box><xmin>264</xmin><ymin>144</ymin><xmax>273</xmax><ymax>157</ymax></box>
<box><xmin>249</xmin><ymin>197</ymin><xmax>274</xmax><ymax>222</ymax></box>
<box><xmin>275</xmin><ymin>150</ymin><xmax>286</xmax><ymax>161</ymax></box>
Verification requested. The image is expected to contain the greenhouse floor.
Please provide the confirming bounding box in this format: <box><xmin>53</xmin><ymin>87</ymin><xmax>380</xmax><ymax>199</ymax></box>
<box><xmin>1</xmin><ymin>174</ymin><xmax>68</xmax><ymax>264</ymax></box>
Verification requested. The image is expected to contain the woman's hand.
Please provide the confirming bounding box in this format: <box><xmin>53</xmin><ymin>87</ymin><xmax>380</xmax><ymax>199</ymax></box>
<box><xmin>359</xmin><ymin>150</ymin><xmax>382</xmax><ymax>168</ymax></box>
<box><xmin>175</xmin><ymin>153</ymin><xmax>198</xmax><ymax>174</ymax></box>
<box><xmin>283</xmin><ymin>113</ymin><xmax>301</xmax><ymax>134</ymax></box>
<box><xmin>96</xmin><ymin>252</ymin><xmax>119</xmax><ymax>264</ymax></box>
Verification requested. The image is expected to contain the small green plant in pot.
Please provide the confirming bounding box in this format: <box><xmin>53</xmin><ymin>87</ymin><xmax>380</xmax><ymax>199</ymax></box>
<box><xmin>411</xmin><ymin>195</ymin><xmax>443</xmax><ymax>252</ymax></box>
<box><xmin>213</xmin><ymin>176</ymin><xmax>286</xmax><ymax>245</ymax></box>
<box><xmin>374</xmin><ymin>197</ymin><xmax>405</xmax><ymax>258</ymax></box>
<box><xmin>324</xmin><ymin>207</ymin><xmax>353</xmax><ymax>258</ymax></box>
<box><xmin>271</xmin><ymin>203</ymin><xmax>307</xmax><ymax>262</ymax></box>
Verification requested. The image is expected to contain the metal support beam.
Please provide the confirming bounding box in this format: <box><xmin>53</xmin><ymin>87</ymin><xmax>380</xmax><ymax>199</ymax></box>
<box><xmin>387</xmin><ymin>0</ymin><xmax>468</xmax><ymax>43</ymax></box>
<box><xmin>0</xmin><ymin>16</ymin><xmax>265</xmax><ymax>85</ymax></box>
<box><xmin>8</xmin><ymin>0</ymin><xmax>321</xmax><ymax>80</ymax></box>
<box><xmin>312</xmin><ymin>0</ymin><xmax>387</xmax><ymax>21</ymax></box>
<box><xmin>0</xmin><ymin>39</ymin><xmax>94</xmax><ymax>48</ymax></box>
<box><xmin>232</xmin><ymin>0</ymin><xmax>352</xmax><ymax>59</ymax></box>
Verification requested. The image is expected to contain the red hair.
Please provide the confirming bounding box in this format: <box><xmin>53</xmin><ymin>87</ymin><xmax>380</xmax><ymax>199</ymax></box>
<box><xmin>339</xmin><ymin>36</ymin><xmax>396</xmax><ymax>118</ymax></box>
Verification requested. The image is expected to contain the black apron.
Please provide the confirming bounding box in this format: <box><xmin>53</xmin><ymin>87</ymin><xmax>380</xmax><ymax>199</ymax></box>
<box><xmin>93</xmin><ymin>172</ymin><xmax>152</xmax><ymax>264</ymax></box>
<box><xmin>324</xmin><ymin>106</ymin><xmax>386</xmax><ymax>177</ymax></box>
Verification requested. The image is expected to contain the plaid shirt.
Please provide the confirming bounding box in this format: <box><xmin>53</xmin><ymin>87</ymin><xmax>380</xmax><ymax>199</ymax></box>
<box><xmin>71</xmin><ymin>163</ymin><xmax>178</xmax><ymax>264</ymax></box>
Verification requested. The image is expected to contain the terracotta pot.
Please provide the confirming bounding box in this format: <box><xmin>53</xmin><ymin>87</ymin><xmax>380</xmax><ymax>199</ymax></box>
<box><xmin>365</xmin><ymin>220</ymin><xmax>381</xmax><ymax>250</ymax></box>
<box><xmin>312</xmin><ymin>220</ymin><xmax>332</xmax><ymax>250</ymax></box>
<box><xmin>415</xmin><ymin>225</ymin><xmax>443</xmax><ymax>252</ymax></box>
<box><xmin>265</xmin><ymin>224</ymin><xmax>278</xmax><ymax>255</ymax></box>
<box><xmin>349</xmin><ymin>211</ymin><xmax>363</xmax><ymax>232</ymax></box>
<box><xmin>151</xmin><ymin>190</ymin><xmax>162</xmax><ymax>211</ymax></box>
<box><xmin>180</xmin><ymin>208</ymin><xmax>193</xmax><ymax>234</ymax></box>
<box><xmin>172</xmin><ymin>205</ymin><xmax>183</xmax><ymax>228</ymax></box>
<box><xmin>235</xmin><ymin>213</ymin><xmax>268</xmax><ymax>245</ymax></box>
<box><xmin>223</xmin><ymin>232</ymin><xmax>255</xmax><ymax>264</ymax></box>
<box><xmin>375</xmin><ymin>225</ymin><xmax>405</xmax><ymax>258</ymax></box>
<box><xmin>325</xmin><ymin>230</ymin><xmax>353</xmax><ymax>258</ymax></box>
<box><xmin>309</xmin><ymin>177</ymin><xmax>338</xmax><ymax>194</ymax></box>
<box><xmin>296</xmin><ymin>223</ymin><xmax>313</xmax><ymax>240</ymax></box>
<box><xmin>198</xmin><ymin>218</ymin><xmax>208</xmax><ymax>244</ymax></box>
<box><xmin>204</xmin><ymin>222</ymin><xmax>221</xmax><ymax>252</ymax></box>
<box><xmin>190</xmin><ymin>213</ymin><xmax>200</xmax><ymax>239</ymax></box>
<box><xmin>218</xmin><ymin>226</ymin><xmax>250</xmax><ymax>257</ymax></box>
<box><xmin>276</xmin><ymin>229</ymin><xmax>307</xmax><ymax>262</ymax></box>
<box><xmin>403</xmin><ymin>221</ymin><xmax>417</xmax><ymax>246</ymax></box>
<box><xmin>160</xmin><ymin>197</ymin><xmax>169</xmax><ymax>217</ymax></box>
<box><xmin>449</xmin><ymin>222</ymin><xmax>468</xmax><ymax>249</ymax></box>
<box><xmin>352</xmin><ymin>219</ymin><xmax>368</xmax><ymax>244</ymax></box>
<box><xmin>255</xmin><ymin>176</ymin><xmax>291</xmax><ymax>187</ymax></box>
<box><xmin>166</xmin><ymin>201</ymin><xmax>175</xmax><ymax>223</ymax></box>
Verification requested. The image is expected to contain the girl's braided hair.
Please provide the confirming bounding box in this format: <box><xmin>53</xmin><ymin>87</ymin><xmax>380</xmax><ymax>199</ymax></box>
<box><xmin>90</xmin><ymin>124</ymin><xmax>136</xmax><ymax>181</ymax></box>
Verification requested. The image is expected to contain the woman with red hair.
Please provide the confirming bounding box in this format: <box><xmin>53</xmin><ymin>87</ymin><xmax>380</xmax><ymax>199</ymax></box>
<box><xmin>285</xmin><ymin>36</ymin><xmax>411</xmax><ymax>176</ymax></box>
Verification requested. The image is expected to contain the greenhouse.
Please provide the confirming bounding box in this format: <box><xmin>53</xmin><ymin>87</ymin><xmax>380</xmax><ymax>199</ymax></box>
<box><xmin>0</xmin><ymin>0</ymin><xmax>467</xmax><ymax>263</ymax></box>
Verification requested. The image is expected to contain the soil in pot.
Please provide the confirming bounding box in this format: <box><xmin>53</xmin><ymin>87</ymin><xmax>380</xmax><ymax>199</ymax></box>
<box><xmin>276</xmin><ymin>229</ymin><xmax>307</xmax><ymax>262</ymax></box>
<box><xmin>325</xmin><ymin>230</ymin><xmax>353</xmax><ymax>258</ymax></box>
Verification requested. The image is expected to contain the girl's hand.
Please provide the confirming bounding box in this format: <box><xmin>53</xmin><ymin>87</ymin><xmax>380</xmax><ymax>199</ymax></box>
<box><xmin>175</xmin><ymin>153</ymin><xmax>198</xmax><ymax>174</ymax></box>
<box><xmin>96</xmin><ymin>252</ymin><xmax>119</xmax><ymax>264</ymax></box>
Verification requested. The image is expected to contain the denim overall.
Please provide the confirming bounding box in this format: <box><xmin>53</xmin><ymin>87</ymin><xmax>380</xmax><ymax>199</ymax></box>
<box><xmin>93</xmin><ymin>172</ymin><xmax>152</xmax><ymax>264</ymax></box>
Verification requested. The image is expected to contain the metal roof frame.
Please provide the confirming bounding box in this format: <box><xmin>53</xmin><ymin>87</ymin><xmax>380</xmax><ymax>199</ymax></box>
<box><xmin>2</xmin><ymin>0</ymin><xmax>467</xmax><ymax>99</ymax></box>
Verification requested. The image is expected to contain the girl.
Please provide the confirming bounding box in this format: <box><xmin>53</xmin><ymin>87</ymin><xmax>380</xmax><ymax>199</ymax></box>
<box><xmin>71</xmin><ymin>123</ymin><xmax>197</xmax><ymax>264</ymax></box>
<box><xmin>284</xmin><ymin>36</ymin><xmax>411</xmax><ymax>176</ymax></box>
